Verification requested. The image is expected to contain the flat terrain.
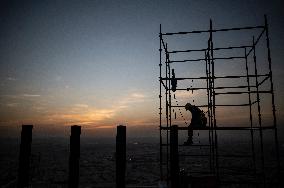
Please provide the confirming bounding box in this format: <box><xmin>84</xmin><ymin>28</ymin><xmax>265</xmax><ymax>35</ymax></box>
<box><xmin>0</xmin><ymin>135</ymin><xmax>283</xmax><ymax>187</ymax></box>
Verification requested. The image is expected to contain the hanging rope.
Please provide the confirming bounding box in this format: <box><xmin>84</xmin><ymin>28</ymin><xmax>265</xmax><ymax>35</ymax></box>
<box><xmin>173</xmin><ymin>94</ymin><xmax>188</xmax><ymax>126</ymax></box>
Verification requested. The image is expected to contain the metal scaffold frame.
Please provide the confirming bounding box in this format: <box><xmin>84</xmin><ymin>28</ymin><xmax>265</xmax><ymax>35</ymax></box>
<box><xmin>159</xmin><ymin>15</ymin><xmax>280</xmax><ymax>187</ymax></box>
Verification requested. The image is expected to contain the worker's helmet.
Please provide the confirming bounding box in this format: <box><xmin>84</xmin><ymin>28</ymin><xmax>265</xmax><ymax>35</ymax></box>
<box><xmin>185</xmin><ymin>103</ymin><xmax>193</xmax><ymax>111</ymax></box>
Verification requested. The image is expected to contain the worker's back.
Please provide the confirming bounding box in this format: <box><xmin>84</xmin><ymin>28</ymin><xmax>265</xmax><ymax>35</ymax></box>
<box><xmin>185</xmin><ymin>103</ymin><xmax>207</xmax><ymax>128</ymax></box>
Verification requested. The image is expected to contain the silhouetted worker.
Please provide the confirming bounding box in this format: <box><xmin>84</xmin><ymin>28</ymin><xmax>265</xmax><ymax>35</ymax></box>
<box><xmin>171</xmin><ymin>69</ymin><xmax>177</xmax><ymax>92</ymax></box>
<box><xmin>184</xmin><ymin>103</ymin><xmax>207</xmax><ymax>145</ymax></box>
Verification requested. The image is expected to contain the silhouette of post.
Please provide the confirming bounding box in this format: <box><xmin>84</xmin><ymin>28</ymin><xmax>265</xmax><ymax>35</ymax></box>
<box><xmin>170</xmin><ymin>125</ymin><xmax>179</xmax><ymax>188</ymax></box>
<box><xmin>116</xmin><ymin>125</ymin><xmax>126</xmax><ymax>188</ymax></box>
<box><xmin>68</xmin><ymin>125</ymin><xmax>81</xmax><ymax>188</ymax></box>
<box><xmin>17</xmin><ymin>125</ymin><xmax>33</xmax><ymax>188</ymax></box>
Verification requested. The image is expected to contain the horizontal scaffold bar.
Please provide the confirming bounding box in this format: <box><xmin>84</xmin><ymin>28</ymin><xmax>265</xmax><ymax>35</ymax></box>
<box><xmin>215</xmin><ymin>90</ymin><xmax>271</xmax><ymax>95</ymax></box>
<box><xmin>245</xmin><ymin>28</ymin><xmax>266</xmax><ymax>57</ymax></box>
<box><xmin>258</xmin><ymin>74</ymin><xmax>270</xmax><ymax>86</ymax></box>
<box><xmin>168</xmin><ymin>45</ymin><xmax>253</xmax><ymax>54</ymax></box>
<box><xmin>171</xmin><ymin>104</ymin><xmax>251</xmax><ymax>108</ymax></box>
<box><xmin>160</xmin><ymin>126</ymin><xmax>275</xmax><ymax>130</ymax></box>
<box><xmin>160</xmin><ymin>74</ymin><xmax>269</xmax><ymax>80</ymax></box>
<box><xmin>159</xmin><ymin>79</ymin><xmax>168</xmax><ymax>90</ymax></box>
<box><xmin>171</xmin><ymin>105</ymin><xmax>208</xmax><ymax>108</ymax></box>
<box><xmin>161</xmin><ymin>25</ymin><xmax>264</xmax><ymax>36</ymax></box>
<box><xmin>170</xmin><ymin>56</ymin><xmax>245</xmax><ymax>63</ymax></box>
<box><xmin>175</xmin><ymin>85</ymin><xmax>257</xmax><ymax>91</ymax></box>
<box><xmin>170</xmin><ymin>58</ymin><xmax>206</xmax><ymax>63</ymax></box>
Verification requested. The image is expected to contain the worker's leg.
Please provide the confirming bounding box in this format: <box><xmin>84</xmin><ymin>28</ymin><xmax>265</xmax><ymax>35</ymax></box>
<box><xmin>188</xmin><ymin>128</ymin><xmax>193</xmax><ymax>144</ymax></box>
<box><xmin>184</xmin><ymin>127</ymin><xmax>193</xmax><ymax>145</ymax></box>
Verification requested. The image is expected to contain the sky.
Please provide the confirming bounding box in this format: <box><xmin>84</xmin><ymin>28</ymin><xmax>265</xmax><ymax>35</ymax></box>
<box><xmin>0</xmin><ymin>0</ymin><xmax>283</xmax><ymax>137</ymax></box>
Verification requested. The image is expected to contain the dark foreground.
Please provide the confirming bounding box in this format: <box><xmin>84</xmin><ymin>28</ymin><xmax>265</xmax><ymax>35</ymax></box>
<box><xmin>1</xmin><ymin>136</ymin><xmax>284</xmax><ymax>187</ymax></box>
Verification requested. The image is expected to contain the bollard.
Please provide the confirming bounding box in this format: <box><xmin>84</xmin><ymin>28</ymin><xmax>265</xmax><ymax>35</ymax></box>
<box><xmin>170</xmin><ymin>125</ymin><xmax>179</xmax><ymax>188</ymax></box>
<box><xmin>68</xmin><ymin>125</ymin><xmax>81</xmax><ymax>188</ymax></box>
<box><xmin>17</xmin><ymin>125</ymin><xmax>33</xmax><ymax>188</ymax></box>
<box><xmin>116</xmin><ymin>125</ymin><xmax>126</xmax><ymax>188</ymax></box>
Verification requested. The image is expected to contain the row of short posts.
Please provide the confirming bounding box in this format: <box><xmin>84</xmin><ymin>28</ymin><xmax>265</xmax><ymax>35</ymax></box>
<box><xmin>17</xmin><ymin>124</ymin><xmax>179</xmax><ymax>188</ymax></box>
<box><xmin>17</xmin><ymin>124</ymin><xmax>126</xmax><ymax>188</ymax></box>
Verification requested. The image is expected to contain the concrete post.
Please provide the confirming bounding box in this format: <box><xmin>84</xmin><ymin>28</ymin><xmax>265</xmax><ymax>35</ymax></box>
<box><xmin>116</xmin><ymin>125</ymin><xmax>126</xmax><ymax>188</ymax></box>
<box><xmin>170</xmin><ymin>125</ymin><xmax>179</xmax><ymax>188</ymax></box>
<box><xmin>68</xmin><ymin>125</ymin><xmax>81</xmax><ymax>188</ymax></box>
<box><xmin>17</xmin><ymin>125</ymin><xmax>33</xmax><ymax>188</ymax></box>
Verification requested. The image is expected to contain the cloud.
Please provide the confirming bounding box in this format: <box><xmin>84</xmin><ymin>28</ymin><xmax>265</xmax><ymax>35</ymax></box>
<box><xmin>55</xmin><ymin>75</ymin><xmax>62</xmax><ymax>81</ymax></box>
<box><xmin>42</xmin><ymin>106</ymin><xmax>116</xmax><ymax>126</ymax></box>
<box><xmin>39</xmin><ymin>92</ymin><xmax>148</xmax><ymax>126</ymax></box>
<box><xmin>1</xmin><ymin>93</ymin><xmax>40</xmax><ymax>99</ymax></box>
<box><xmin>6</xmin><ymin>103</ymin><xmax>18</xmax><ymax>107</ymax></box>
<box><xmin>131</xmin><ymin>93</ymin><xmax>145</xmax><ymax>99</ymax></box>
<box><xmin>93</xmin><ymin>125</ymin><xmax>115</xmax><ymax>129</ymax></box>
<box><xmin>1</xmin><ymin>94</ymin><xmax>40</xmax><ymax>98</ymax></box>
<box><xmin>117</xmin><ymin>92</ymin><xmax>146</xmax><ymax>109</ymax></box>
<box><xmin>74</xmin><ymin>104</ymin><xmax>89</xmax><ymax>108</ymax></box>
<box><xmin>0</xmin><ymin>94</ymin><xmax>41</xmax><ymax>101</ymax></box>
<box><xmin>0</xmin><ymin>91</ymin><xmax>152</xmax><ymax>128</ymax></box>
<box><xmin>6</xmin><ymin>77</ymin><xmax>16</xmax><ymax>81</ymax></box>
<box><xmin>22</xmin><ymin>94</ymin><xmax>41</xmax><ymax>97</ymax></box>
<box><xmin>32</xmin><ymin>106</ymin><xmax>46</xmax><ymax>111</ymax></box>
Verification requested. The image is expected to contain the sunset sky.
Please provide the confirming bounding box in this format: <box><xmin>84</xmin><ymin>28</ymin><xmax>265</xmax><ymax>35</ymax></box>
<box><xmin>0</xmin><ymin>0</ymin><xmax>283</xmax><ymax>137</ymax></box>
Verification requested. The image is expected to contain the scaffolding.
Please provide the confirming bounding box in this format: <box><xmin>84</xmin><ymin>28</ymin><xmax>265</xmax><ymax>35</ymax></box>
<box><xmin>159</xmin><ymin>15</ymin><xmax>280</xmax><ymax>187</ymax></box>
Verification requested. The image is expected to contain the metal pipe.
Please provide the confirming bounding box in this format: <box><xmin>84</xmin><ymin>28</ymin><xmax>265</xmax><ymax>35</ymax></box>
<box><xmin>165</xmin><ymin>44</ymin><xmax>170</xmax><ymax>181</ymax></box>
<box><xmin>161</xmin><ymin>74</ymin><xmax>269</xmax><ymax>80</ymax></box>
<box><xmin>244</xmin><ymin>47</ymin><xmax>257</xmax><ymax>175</ymax></box>
<box><xmin>169</xmin><ymin>45</ymin><xmax>252</xmax><ymax>54</ymax></box>
<box><xmin>160</xmin><ymin>126</ymin><xmax>275</xmax><ymax>131</ymax></box>
<box><xmin>252</xmin><ymin>36</ymin><xmax>266</xmax><ymax>186</ymax></box>
<box><xmin>264</xmin><ymin>14</ymin><xmax>281</xmax><ymax>179</ymax></box>
<box><xmin>162</xmin><ymin>25</ymin><xmax>264</xmax><ymax>36</ymax></box>
<box><xmin>159</xmin><ymin>24</ymin><xmax>163</xmax><ymax>180</ymax></box>
<box><xmin>170</xmin><ymin>56</ymin><xmax>245</xmax><ymax>63</ymax></box>
<box><xmin>211</xmin><ymin>20</ymin><xmax>219</xmax><ymax>180</ymax></box>
<box><xmin>205</xmin><ymin>50</ymin><xmax>213</xmax><ymax>172</ymax></box>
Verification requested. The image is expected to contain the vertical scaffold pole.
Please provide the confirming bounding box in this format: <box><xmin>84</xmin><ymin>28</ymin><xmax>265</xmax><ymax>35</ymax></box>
<box><xmin>167</xmin><ymin>43</ymin><xmax>173</xmax><ymax>183</ymax></box>
<box><xmin>167</xmin><ymin>47</ymin><xmax>172</xmax><ymax>130</ymax></box>
<box><xmin>69</xmin><ymin>125</ymin><xmax>81</xmax><ymax>188</ymax></box>
<box><xmin>244</xmin><ymin>47</ymin><xmax>257</xmax><ymax>175</ymax></box>
<box><xmin>159</xmin><ymin>24</ymin><xmax>163</xmax><ymax>180</ymax></box>
<box><xmin>170</xmin><ymin>125</ymin><xmax>179</xmax><ymax>188</ymax></box>
<box><xmin>252</xmin><ymin>36</ymin><xmax>266</xmax><ymax>186</ymax></box>
<box><xmin>264</xmin><ymin>15</ymin><xmax>280</xmax><ymax>177</ymax></box>
<box><xmin>165</xmin><ymin>43</ymin><xmax>170</xmax><ymax>181</ymax></box>
<box><xmin>207</xmin><ymin>42</ymin><xmax>215</xmax><ymax>173</ymax></box>
<box><xmin>205</xmin><ymin>50</ymin><xmax>213</xmax><ymax>172</ymax></box>
<box><xmin>210</xmin><ymin>19</ymin><xmax>219</xmax><ymax>181</ymax></box>
<box><xmin>116</xmin><ymin>125</ymin><xmax>126</xmax><ymax>188</ymax></box>
<box><xmin>18</xmin><ymin>125</ymin><xmax>33</xmax><ymax>188</ymax></box>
